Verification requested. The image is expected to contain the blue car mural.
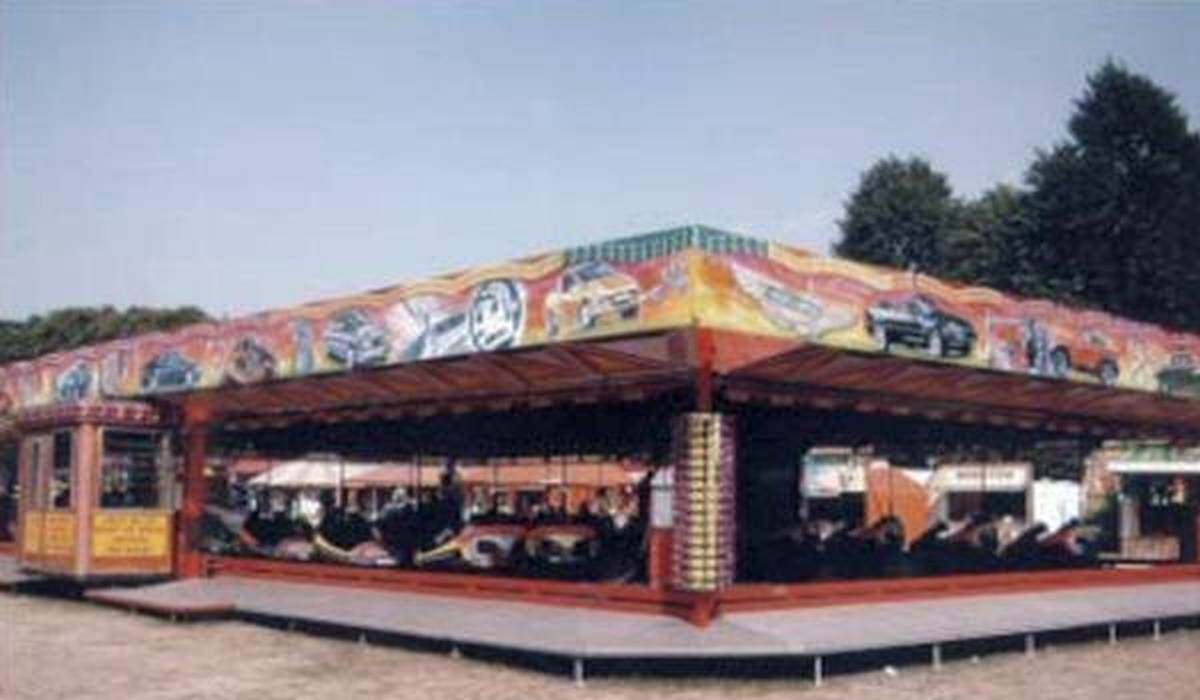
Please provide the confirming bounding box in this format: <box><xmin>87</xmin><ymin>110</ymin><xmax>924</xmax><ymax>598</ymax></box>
<box><xmin>56</xmin><ymin>362</ymin><xmax>93</xmax><ymax>402</ymax></box>
<box><xmin>141</xmin><ymin>351</ymin><xmax>202</xmax><ymax>393</ymax></box>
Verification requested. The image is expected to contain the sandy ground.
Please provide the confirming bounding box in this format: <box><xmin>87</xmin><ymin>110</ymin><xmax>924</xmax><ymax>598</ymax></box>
<box><xmin>2</xmin><ymin>593</ymin><xmax>1199</xmax><ymax>700</ymax></box>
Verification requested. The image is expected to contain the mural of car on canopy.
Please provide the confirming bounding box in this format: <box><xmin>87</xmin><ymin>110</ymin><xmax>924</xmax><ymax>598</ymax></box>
<box><xmin>544</xmin><ymin>261</ymin><xmax>640</xmax><ymax>338</ymax></box>
<box><xmin>391</xmin><ymin>294</ymin><xmax>485</xmax><ymax>361</ymax></box>
<box><xmin>729</xmin><ymin>262</ymin><xmax>857</xmax><ymax>339</ymax></box>
<box><xmin>1046</xmin><ymin>330</ymin><xmax>1120</xmax><ymax>386</ymax></box>
<box><xmin>141</xmin><ymin>351</ymin><xmax>202</xmax><ymax>392</ymax></box>
<box><xmin>225</xmin><ymin>337</ymin><xmax>277</xmax><ymax>385</ymax></box>
<box><xmin>415</xmin><ymin>310</ymin><xmax>473</xmax><ymax>359</ymax></box>
<box><xmin>467</xmin><ymin>278</ymin><xmax>526</xmax><ymax>351</ymax></box>
<box><xmin>55</xmin><ymin>362</ymin><xmax>93</xmax><ymax>402</ymax></box>
<box><xmin>730</xmin><ymin>262</ymin><xmax>822</xmax><ymax>335</ymax></box>
<box><xmin>1156</xmin><ymin>353</ymin><xmax>1200</xmax><ymax>397</ymax></box>
<box><xmin>324</xmin><ymin>309</ymin><xmax>389</xmax><ymax>368</ymax></box>
<box><xmin>864</xmin><ymin>295</ymin><xmax>975</xmax><ymax>358</ymax></box>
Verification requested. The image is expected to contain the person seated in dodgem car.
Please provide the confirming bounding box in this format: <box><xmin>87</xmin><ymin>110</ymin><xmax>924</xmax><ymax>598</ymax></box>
<box><xmin>534</xmin><ymin>486</ymin><xmax>571</xmax><ymax>524</ymax></box>
<box><xmin>246</xmin><ymin>490</ymin><xmax>311</xmax><ymax>547</ymax></box>
<box><xmin>243</xmin><ymin>493</ymin><xmax>276</xmax><ymax>545</ymax></box>
<box><xmin>471</xmin><ymin>491</ymin><xmax>517</xmax><ymax>525</ymax></box>
<box><xmin>580</xmin><ymin>488</ymin><xmax>615</xmax><ymax>535</ymax></box>
<box><xmin>317</xmin><ymin>491</ymin><xmax>374</xmax><ymax>550</ymax></box>
<box><xmin>374</xmin><ymin>488</ymin><xmax>422</xmax><ymax>563</ymax></box>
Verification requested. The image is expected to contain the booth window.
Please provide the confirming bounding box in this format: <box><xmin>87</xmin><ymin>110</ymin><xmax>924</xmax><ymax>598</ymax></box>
<box><xmin>0</xmin><ymin>443</ymin><xmax>16</xmax><ymax>541</ymax></box>
<box><xmin>51</xmin><ymin>431</ymin><xmax>73</xmax><ymax>509</ymax></box>
<box><xmin>100</xmin><ymin>430</ymin><xmax>163</xmax><ymax>508</ymax></box>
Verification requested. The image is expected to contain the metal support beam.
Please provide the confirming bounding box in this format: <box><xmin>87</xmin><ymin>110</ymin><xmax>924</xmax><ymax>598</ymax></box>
<box><xmin>813</xmin><ymin>656</ymin><xmax>824</xmax><ymax>687</ymax></box>
<box><xmin>1154</xmin><ymin>620</ymin><xmax>1162</xmax><ymax>641</ymax></box>
<box><xmin>177</xmin><ymin>410</ymin><xmax>212</xmax><ymax>578</ymax></box>
<box><xmin>695</xmin><ymin>329</ymin><xmax>715</xmax><ymax>412</ymax></box>
<box><xmin>573</xmin><ymin>658</ymin><xmax>585</xmax><ymax>686</ymax></box>
<box><xmin>1109</xmin><ymin>623</ymin><xmax>1118</xmax><ymax>645</ymax></box>
<box><xmin>932</xmin><ymin>643</ymin><xmax>942</xmax><ymax>671</ymax></box>
<box><xmin>1025</xmin><ymin>634</ymin><xmax>1036</xmax><ymax>658</ymax></box>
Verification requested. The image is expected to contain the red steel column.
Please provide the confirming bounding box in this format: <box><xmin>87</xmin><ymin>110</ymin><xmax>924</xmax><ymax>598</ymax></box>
<box><xmin>176</xmin><ymin>405</ymin><xmax>211</xmax><ymax>578</ymax></box>
<box><xmin>695</xmin><ymin>328</ymin><xmax>715</xmax><ymax>413</ymax></box>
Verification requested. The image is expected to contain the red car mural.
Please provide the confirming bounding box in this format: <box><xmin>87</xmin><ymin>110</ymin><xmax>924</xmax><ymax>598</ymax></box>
<box><xmin>1046</xmin><ymin>330</ymin><xmax>1120</xmax><ymax>386</ymax></box>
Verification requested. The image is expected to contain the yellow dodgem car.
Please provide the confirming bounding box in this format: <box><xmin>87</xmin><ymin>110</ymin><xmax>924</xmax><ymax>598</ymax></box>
<box><xmin>544</xmin><ymin>261</ymin><xmax>641</xmax><ymax>338</ymax></box>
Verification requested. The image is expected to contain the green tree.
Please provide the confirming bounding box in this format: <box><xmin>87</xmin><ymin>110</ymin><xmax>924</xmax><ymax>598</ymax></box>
<box><xmin>834</xmin><ymin>156</ymin><xmax>964</xmax><ymax>276</ymax></box>
<box><xmin>945</xmin><ymin>185</ymin><xmax>1040</xmax><ymax>293</ymax></box>
<box><xmin>1024</xmin><ymin>61</ymin><xmax>1200</xmax><ymax>329</ymax></box>
<box><xmin>0</xmin><ymin>306</ymin><xmax>210</xmax><ymax>364</ymax></box>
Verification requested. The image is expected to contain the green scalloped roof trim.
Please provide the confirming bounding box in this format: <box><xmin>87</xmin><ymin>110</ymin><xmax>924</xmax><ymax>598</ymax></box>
<box><xmin>564</xmin><ymin>225</ymin><xmax>769</xmax><ymax>265</ymax></box>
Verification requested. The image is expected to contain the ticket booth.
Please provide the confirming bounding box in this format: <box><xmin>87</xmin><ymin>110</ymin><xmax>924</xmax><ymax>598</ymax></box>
<box><xmin>16</xmin><ymin>404</ymin><xmax>177</xmax><ymax>581</ymax></box>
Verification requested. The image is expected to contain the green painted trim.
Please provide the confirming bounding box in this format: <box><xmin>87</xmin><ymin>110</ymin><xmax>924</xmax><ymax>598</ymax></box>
<box><xmin>564</xmin><ymin>225</ymin><xmax>768</xmax><ymax>266</ymax></box>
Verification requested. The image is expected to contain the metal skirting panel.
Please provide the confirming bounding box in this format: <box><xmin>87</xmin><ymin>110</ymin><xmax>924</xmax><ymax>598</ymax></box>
<box><xmin>81</xmin><ymin>575</ymin><xmax>1200</xmax><ymax>660</ymax></box>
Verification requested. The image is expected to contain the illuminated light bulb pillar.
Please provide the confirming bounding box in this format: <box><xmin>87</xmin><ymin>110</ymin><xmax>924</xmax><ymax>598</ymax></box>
<box><xmin>670</xmin><ymin>412</ymin><xmax>736</xmax><ymax>625</ymax></box>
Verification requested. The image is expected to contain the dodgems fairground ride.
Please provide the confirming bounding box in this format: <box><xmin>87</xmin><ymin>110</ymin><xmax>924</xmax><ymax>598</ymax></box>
<box><xmin>2</xmin><ymin>225</ymin><xmax>1199</xmax><ymax>625</ymax></box>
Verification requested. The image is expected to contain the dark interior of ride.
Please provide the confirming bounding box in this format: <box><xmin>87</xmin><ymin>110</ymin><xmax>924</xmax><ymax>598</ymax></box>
<box><xmin>195</xmin><ymin>398</ymin><xmax>1117</xmax><ymax>585</ymax></box>
<box><xmin>736</xmin><ymin>405</ymin><xmax>1105</xmax><ymax>582</ymax></box>
<box><xmin>199</xmin><ymin>398</ymin><xmax>688</xmax><ymax>582</ymax></box>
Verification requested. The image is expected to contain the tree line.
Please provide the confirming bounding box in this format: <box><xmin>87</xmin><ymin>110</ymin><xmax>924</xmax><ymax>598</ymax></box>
<box><xmin>0</xmin><ymin>306</ymin><xmax>210</xmax><ymax>364</ymax></box>
<box><xmin>835</xmin><ymin>61</ymin><xmax>1200</xmax><ymax>332</ymax></box>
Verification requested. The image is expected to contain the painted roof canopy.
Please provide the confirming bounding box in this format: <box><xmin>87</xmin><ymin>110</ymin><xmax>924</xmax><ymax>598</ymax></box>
<box><xmin>4</xmin><ymin>225</ymin><xmax>1200</xmax><ymax>415</ymax></box>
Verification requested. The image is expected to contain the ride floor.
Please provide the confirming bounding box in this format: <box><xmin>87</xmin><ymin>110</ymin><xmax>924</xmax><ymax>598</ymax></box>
<box><xmin>83</xmin><ymin>572</ymin><xmax>1200</xmax><ymax>663</ymax></box>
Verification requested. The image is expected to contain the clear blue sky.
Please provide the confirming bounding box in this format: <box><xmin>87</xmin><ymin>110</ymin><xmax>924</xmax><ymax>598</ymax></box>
<box><xmin>2</xmin><ymin>1</ymin><xmax>1198</xmax><ymax>319</ymax></box>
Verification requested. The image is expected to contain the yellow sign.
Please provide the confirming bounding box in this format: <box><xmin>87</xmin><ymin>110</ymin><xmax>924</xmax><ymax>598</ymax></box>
<box><xmin>22</xmin><ymin>512</ymin><xmax>42</xmax><ymax>554</ymax></box>
<box><xmin>92</xmin><ymin>512</ymin><xmax>170</xmax><ymax>559</ymax></box>
<box><xmin>42</xmin><ymin>513</ymin><xmax>76</xmax><ymax>557</ymax></box>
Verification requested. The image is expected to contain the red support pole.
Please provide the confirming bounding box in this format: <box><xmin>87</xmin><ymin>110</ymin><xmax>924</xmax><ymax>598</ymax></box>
<box><xmin>687</xmin><ymin>592</ymin><xmax>719</xmax><ymax>628</ymax></box>
<box><xmin>647</xmin><ymin>528</ymin><xmax>672</xmax><ymax>589</ymax></box>
<box><xmin>695</xmin><ymin>328</ymin><xmax>715</xmax><ymax>412</ymax></box>
<box><xmin>176</xmin><ymin>405</ymin><xmax>211</xmax><ymax>578</ymax></box>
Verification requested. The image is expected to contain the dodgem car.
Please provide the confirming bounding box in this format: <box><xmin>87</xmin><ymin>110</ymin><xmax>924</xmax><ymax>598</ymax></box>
<box><xmin>864</xmin><ymin>295</ymin><xmax>975</xmax><ymax>358</ymax></box>
<box><xmin>544</xmin><ymin>261</ymin><xmax>640</xmax><ymax>338</ymax></box>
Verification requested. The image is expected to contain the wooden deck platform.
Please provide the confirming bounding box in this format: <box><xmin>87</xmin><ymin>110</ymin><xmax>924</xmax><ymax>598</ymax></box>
<box><xmin>84</xmin><ymin>575</ymin><xmax>1200</xmax><ymax>663</ymax></box>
